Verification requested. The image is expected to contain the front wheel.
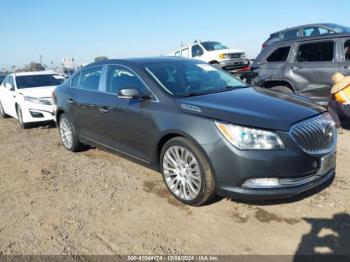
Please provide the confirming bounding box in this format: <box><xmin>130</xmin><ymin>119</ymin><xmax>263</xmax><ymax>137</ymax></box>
<box><xmin>270</xmin><ymin>86</ymin><xmax>293</xmax><ymax>94</ymax></box>
<box><xmin>58</xmin><ymin>114</ymin><xmax>82</xmax><ymax>152</ymax></box>
<box><xmin>0</xmin><ymin>101</ymin><xmax>9</xmax><ymax>118</ymax></box>
<box><xmin>160</xmin><ymin>137</ymin><xmax>215</xmax><ymax>206</ymax></box>
<box><xmin>16</xmin><ymin>106</ymin><xmax>28</xmax><ymax>129</ymax></box>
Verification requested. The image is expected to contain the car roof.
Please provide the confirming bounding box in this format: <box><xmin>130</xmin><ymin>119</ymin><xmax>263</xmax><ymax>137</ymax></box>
<box><xmin>271</xmin><ymin>23</ymin><xmax>341</xmax><ymax>35</ymax></box>
<box><xmin>270</xmin><ymin>32</ymin><xmax>350</xmax><ymax>46</ymax></box>
<box><xmin>10</xmin><ymin>70</ymin><xmax>60</xmax><ymax>77</ymax></box>
<box><xmin>85</xmin><ymin>56</ymin><xmax>199</xmax><ymax>68</ymax></box>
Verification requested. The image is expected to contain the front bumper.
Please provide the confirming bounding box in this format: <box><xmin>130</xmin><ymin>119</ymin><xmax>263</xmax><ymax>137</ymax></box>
<box><xmin>202</xmin><ymin>131</ymin><xmax>336</xmax><ymax>200</ymax></box>
<box><xmin>22</xmin><ymin>102</ymin><xmax>55</xmax><ymax>123</ymax></box>
<box><xmin>219</xmin><ymin>59</ymin><xmax>250</xmax><ymax>72</ymax></box>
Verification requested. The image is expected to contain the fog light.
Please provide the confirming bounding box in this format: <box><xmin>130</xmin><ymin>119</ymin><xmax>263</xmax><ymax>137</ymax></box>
<box><xmin>242</xmin><ymin>178</ymin><xmax>280</xmax><ymax>189</ymax></box>
<box><xmin>29</xmin><ymin>111</ymin><xmax>44</xmax><ymax>118</ymax></box>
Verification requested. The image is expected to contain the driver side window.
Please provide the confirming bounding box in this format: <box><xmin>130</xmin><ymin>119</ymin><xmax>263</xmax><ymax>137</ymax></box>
<box><xmin>4</xmin><ymin>76</ymin><xmax>15</xmax><ymax>90</ymax></box>
<box><xmin>192</xmin><ymin>45</ymin><xmax>204</xmax><ymax>58</ymax></box>
<box><xmin>106</xmin><ymin>65</ymin><xmax>146</xmax><ymax>94</ymax></box>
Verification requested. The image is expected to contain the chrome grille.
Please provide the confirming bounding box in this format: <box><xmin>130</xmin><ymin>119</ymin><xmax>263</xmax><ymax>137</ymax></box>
<box><xmin>290</xmin><ymin>113</ymin><xmax>337</xmax><ymax>155</ymax></box>
<box><xmin>229</xmin><ymin>53</ymin><xmax>243</xmax><ymax>59</ymax></box>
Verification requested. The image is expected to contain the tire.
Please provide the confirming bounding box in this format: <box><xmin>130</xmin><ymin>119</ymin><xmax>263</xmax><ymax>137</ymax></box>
<box><xmin>0</xmin><ymin>101</ymin><xmax>9</xmax><ymax>118</ymax></box>
<box><xmin>160</xmin><ymin>137</ymin><xmax>215</xmax><ymax>206</ymax></box>
<box><xmin>58</xmin><ymin>113</ymin><xmax>82</xmax><ymax>152</ymax></box>
<box><xmin>270</xmin><ymin>86</ymin><xmax>293</xmax><ymax>94</ymax></box>
<box><xmin>16</xmin><ymin>106</ymin><xmax>28</xmax><ymax>129</ymax></box>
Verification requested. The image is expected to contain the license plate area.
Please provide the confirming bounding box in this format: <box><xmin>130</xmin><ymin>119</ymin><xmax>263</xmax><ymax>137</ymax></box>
<box><xmin>316</xmin><ymin>152</ymin><xmax>336</xmax><ymax>176</ymax></box>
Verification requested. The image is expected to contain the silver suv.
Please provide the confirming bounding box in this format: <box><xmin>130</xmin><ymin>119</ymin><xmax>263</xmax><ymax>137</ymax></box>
<box><xmin>247</xmin><ymin>33</ymin><xmax>350</xmax><ymax>105</ymax></box>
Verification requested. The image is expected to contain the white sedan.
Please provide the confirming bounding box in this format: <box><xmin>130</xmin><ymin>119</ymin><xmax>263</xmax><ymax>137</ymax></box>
<box><xmin>0</xmin><ymin>71</ymin><xmax>65</xmax><ymax>128</ymax></box>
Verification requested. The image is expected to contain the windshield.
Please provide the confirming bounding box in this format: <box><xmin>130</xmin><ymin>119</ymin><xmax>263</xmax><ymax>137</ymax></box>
<box><xmin>326</xmin><ymin>24</ymin><xmax>350</xmax><ymax>33</ymax></box>
<box><xmin>145</xmin><ymin>60</ymin><xmax>245</xmax><ymax>97</ymax></box>
<box><xmin>16</xmin><ymin>74</ymin><xmax>64</xmax><ymax>89</ymax></box>
<box><xmin>201</xmin><ymin>41</ymin><xmax>228</xmax><ymax>51</ymax></box>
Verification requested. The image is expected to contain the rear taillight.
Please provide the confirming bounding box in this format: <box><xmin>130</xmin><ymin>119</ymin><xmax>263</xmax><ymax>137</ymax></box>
<box><xmin>262</xmin><ymin>43</ymin><xmax>267</xmax><ymax>48</ymax></box>
<box><xmin>237</xmin><ymin>66</ymin><xmax>251</xmax><ymax>72</ymax></box>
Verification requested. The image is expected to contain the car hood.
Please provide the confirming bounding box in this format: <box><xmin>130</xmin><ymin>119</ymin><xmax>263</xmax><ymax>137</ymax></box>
<box><xmin>17</xmin><ymin>86</ymin><xmax>57</xmax><ymax>98</ymax></box>
<box><xmin>176</xmin><ymin>87</ymin><xmax>326</xmax><ymax>131</ymax></box>
<box><xmin>208</xmin><ymin>48</ymin><xmax>244</xmax><ymax>55</ymax></box>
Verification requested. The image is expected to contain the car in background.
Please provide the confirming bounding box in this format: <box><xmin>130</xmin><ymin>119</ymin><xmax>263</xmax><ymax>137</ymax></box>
<box><xmin>169</xmin><ymin>41</ymin><xmax>251</xmax><ymax>74</ymax></box>
<box><xmin>0</xmin><ymin>74</ymin><xmax>6</xmax><ymax>84</ymax></box>
<box><xmin>54</xmin><ymin>57</ymin><xmax>336</xmax><ymax>206</ymax></box>
<box><xmin>263</xmin><ymin>23</ymin><xmax>350</xmax><ymax>48</ymax></box>
<box><xmin>0</xmin><ymin>71</ymin><xmax>65</xmax><ymax>128</ymax></box>
<box><xmin>246</xmin><ymin>33</ymin><xmax>350</xmax><ymax>106</ymax></box>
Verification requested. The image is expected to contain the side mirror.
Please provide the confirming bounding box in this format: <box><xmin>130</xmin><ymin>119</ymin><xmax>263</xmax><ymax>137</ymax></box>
<box><xmin>118</xmin><ymin>88</ymin><xmax>149</xmax><ymax>100</ymax></box>
<box><xmin>5</xmin><ymin>83</ymin><xmax>14</xmax><ymax>91</ymax></box>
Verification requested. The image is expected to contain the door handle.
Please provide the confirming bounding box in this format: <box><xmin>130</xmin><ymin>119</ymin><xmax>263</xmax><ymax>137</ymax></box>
<box><xmin>67</xmin><ymin>98</ymin><xmax>75</xmax><ymax>104</ymax></box>
<box><xmin>98</xmin><ymin>107</ymin><xmax>109</xmax><ymax>113</ymax></box>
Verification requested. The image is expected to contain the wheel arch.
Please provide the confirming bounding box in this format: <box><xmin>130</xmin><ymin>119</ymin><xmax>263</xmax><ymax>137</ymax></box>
<box><xmin>154</xmin><ymin>130</ymin><xmax>215</xmax><ymax>175</ymax></box>
<box><xmin>260</xmin><ymin>80</ymin><xmax>296</xmax><ymax>92</ymax></box>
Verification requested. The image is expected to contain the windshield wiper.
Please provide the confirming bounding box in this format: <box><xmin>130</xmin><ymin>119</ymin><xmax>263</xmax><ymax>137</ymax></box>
<box><xmin>182</xmin><ymin>86</ymin><xmax>243</xmax><ymax>98</ymax></box>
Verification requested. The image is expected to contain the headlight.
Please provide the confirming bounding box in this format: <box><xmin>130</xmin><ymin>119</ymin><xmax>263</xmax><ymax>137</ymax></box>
<box><xmin>215</xmin><ymin>121</ymin><xmax>285</xmax><ymax>150</ymax></box>
<box><xmin>24</xmin><ymin>96</ymin><xmax>52</xmax><ymax>105</ymax></box>
<box><xmin>218</xmin><ymin>53</ymin><xmax>229</xmax><ymax>59</ymax></box>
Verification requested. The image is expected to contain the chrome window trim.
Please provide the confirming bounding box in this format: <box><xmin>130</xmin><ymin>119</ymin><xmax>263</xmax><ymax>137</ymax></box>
<box><xmin>70</xmin><ymin>64</ymin><xmax>159</xmax><ymax>103</ymax></box>
<box><xmin>145</xmin><ymin>67</ymin><xmax>173</xmax><ymax>96</ymax></box>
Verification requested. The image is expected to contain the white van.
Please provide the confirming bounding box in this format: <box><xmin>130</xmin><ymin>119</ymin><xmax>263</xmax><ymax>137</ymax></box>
<box><xmin>169</xmin><ymin>41</ymin><xmax>250</xmax><ymax>74</ymax></box>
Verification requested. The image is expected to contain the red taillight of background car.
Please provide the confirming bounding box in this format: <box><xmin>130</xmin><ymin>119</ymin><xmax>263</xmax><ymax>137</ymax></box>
<box><xmin>237</xmin><ymin>66</ymin><xmax>251</xmax><ymax>72</ymax></box>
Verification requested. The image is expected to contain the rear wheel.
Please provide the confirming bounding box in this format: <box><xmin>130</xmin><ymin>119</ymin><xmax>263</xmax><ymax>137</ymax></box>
<box><xmin>0</xmin><ymin>101</ymin><xmax>9</xmax><ymax>118</ymax></box>
<box><xmin>160</xmin><ymin>137</ymin><xmax>215</xmax><ymax>206</ymax></box>
<box><xmin>270</xmin><ymin>86</ymin><xmax>293</xmax><ymax>94</ymax></box>
<box><xmin>16</xmin><ymin>106</ymin><xmax>28</xmax><ymax>129</ymax></box>
<box><xmin>58</xmin><ymin>113</ymin><xmax>82</xmax><ymax>152</ymax></box>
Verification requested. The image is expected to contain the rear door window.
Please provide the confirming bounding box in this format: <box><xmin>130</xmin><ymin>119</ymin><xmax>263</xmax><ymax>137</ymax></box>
<box><xmin>266</xmin><ymin>46</ymin><xmax>291</xmax><ymax>62</ymax></box>
<box><xmin>296</xmin><ymin>41</ymin><xmax>334</xmax><ymax>62</ymax></box>
<box><xmin>77</xmin><ymin>66</ymin><xmax>102</xmax><ymax>91</ymax></box>
<box><xmin>71</xmin><ymin>73</ymin><xmax>80</xmax><ymax>87</ymax></box>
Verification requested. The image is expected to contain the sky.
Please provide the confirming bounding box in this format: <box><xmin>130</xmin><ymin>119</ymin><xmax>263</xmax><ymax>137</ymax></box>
<box><xmin>1</xmin><ymin>0</ymin><xmax>350</xmax><ymax>69</ymax></box>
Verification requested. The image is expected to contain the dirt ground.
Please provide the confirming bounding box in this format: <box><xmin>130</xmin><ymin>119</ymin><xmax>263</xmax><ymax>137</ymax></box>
<box><xmin>0</xmin><ymin>117</ymin><xmax>349</xmax><ymax>256</ymax></box>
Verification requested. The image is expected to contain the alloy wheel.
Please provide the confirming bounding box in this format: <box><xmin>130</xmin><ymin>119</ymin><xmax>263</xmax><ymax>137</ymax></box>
<box><xmin>162</xmin><ymin>146</ymin><xmax>202</xmax><ymax>201</ymax></box>
<box><xmin>17</xmin><ymin>107</ymin><xmax>23</xmax><ymax>126</ymax></box>
<box><xmin>59</xmin><ymin>117</ymin><xmax>74</xmax><ymax>149</ymax></box>
<box><xmin>0</xmin><ymin>102</ymin><xmax>4</xmax><ymax>116</ymax></box>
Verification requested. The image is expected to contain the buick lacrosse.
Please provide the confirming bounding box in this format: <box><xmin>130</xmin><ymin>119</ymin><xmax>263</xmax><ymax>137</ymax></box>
<box><xmin>53</xmin><ymin>57</ymin><xmax>337</xmax><ymax>206</ymax></box>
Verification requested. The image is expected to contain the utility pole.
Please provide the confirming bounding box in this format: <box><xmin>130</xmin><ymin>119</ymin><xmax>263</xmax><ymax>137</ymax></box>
<box><xmin>39</xmin><ymin>54</ymin><xmax>43</xmax><ymax>65</ymax></box>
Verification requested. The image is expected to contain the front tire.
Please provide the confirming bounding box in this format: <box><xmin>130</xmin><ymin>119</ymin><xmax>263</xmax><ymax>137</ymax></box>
<box><xmin>160</xmin><ymin>137</ymin><xmax>215</xmax><ymax>206</ymax></box>
<box><xmin>0</xmin><ymin>101</ymin><xmax>9</xmax><ymax>118</ymax></box>
<box><xmin>270</xmin><ymin>86</ymin><xmax>293</xmax><ymax>94</ymax></box>
<box><xmin>58</xmin><ymin>113</ymin><xmax>81</xmax><ymax>152</ymax></box>
<box><xmin>16</xmin><ymin>106</ymin><xmax>28</xmax><ymax>129</ymax></box>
